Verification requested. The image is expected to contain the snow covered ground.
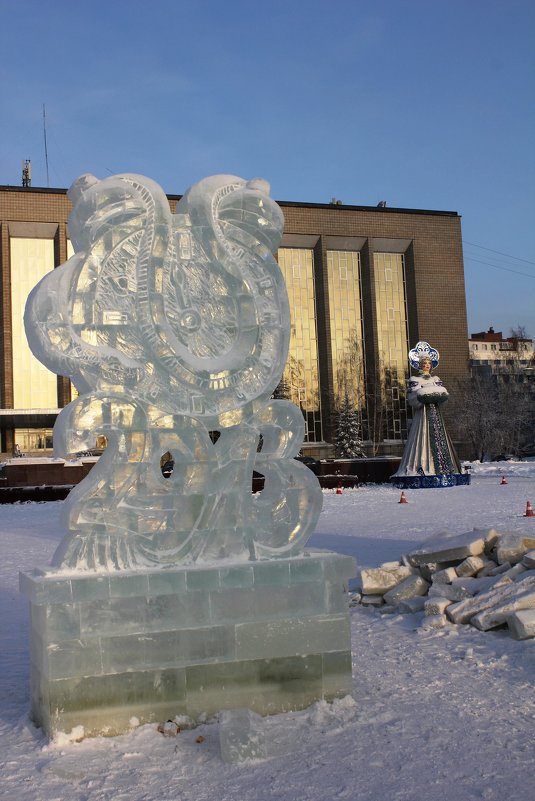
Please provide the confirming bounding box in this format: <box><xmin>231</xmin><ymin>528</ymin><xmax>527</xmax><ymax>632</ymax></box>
<box><xmin>1</xmin><ymin>462</ymin><xmax>534</xmax><ymax>801</ymax></box>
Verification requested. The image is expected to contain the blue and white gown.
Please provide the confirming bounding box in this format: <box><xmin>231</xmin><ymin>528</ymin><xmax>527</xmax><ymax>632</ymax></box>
<box><xmin>392</xmin><ymin>373</ymin><xmax>465</xmax><ymax>487</ymax></box>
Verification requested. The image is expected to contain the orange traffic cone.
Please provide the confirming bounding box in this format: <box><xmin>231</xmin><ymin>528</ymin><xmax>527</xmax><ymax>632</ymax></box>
<box><xmin>336</xmin><ymin>481</ymin><xmax>343</xmax><ymax>495</ymax></box>
<box><xmin>500</xmin><ymin>476</ymin><xmax>507</xmax><ymax>485</ymax></box>
<box><xmin>399</xmin><ymin>491</ymin><xmax>408</xmax><ymax>504</ymax></box>
<box><xmin>525</xmin><ymin>501</ymin><xmax>534</xmax><ymax>518</ymax></box>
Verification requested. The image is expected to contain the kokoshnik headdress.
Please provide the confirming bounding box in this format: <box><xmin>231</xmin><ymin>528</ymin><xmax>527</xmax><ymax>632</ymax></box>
<box><xmin>408</xmin><ymin>340</ymin><xmax>439</xmax><ymax>371</ymax></box>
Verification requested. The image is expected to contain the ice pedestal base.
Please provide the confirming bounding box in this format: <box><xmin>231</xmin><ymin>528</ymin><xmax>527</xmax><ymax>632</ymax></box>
<box><xmin>20</xmin><ymin>551</ymin><xmax>355</xmax><ymax>739</ymax></box>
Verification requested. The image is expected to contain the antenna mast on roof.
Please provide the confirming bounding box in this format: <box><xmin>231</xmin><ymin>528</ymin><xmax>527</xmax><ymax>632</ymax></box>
<box><xmin>42</xmin><ymin>104</ymin><xmax>49</xmax><ymax>187</ymax></box>
<box><xmin>22</xmin><ymin>159</ymin><xmax>31</xmax><ymax>187</ymax></box>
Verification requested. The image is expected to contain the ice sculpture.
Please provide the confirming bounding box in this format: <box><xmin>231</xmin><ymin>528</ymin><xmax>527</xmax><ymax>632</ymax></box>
<box><xmin>24</xmin><ymin>172</ymin><xmax>322</xmax><ymax>569</ymax></box>
<box><xmin>20</xmin><ymin>173</ymin><xmax>354</xmax><ymax>739</ymax></box>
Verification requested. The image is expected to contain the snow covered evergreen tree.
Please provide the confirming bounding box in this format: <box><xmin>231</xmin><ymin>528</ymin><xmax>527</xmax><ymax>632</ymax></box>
<box><xmin>271</xmin><ymin>377</ymin><xmax>291</xmax><ymax>400</ymax></box>
<box><xmin>334</xmin><ymin>394</ymin><xmax>365</xmax><ymax>458</ymax></box>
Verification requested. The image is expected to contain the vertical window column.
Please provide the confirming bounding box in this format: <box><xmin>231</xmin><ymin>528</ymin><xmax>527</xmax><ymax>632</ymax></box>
<box><xmin>372</xmin><ymin>252</ymin><xmax>409</xmax><ymax>441</ymax></box>
<box><xmin>326</xmin><ymin>250</ymin><xmax>366</xmax><ymax>416</ymax></box>
<box><xmin>277</xmin><ymin>248</ymin><xmax>323</xmax><ymax>442</ymax></box>
<box><xmin>10</xmin><ymin>238</ymin><xmax>58</xmax><ymax>410</ymax></box>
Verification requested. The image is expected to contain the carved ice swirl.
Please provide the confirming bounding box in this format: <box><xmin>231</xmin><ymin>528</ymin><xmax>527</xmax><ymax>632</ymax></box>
<box><xmin>24</xmin><ymin>173</ymin><xmax>323</xmax><ymax>570</ymax></box>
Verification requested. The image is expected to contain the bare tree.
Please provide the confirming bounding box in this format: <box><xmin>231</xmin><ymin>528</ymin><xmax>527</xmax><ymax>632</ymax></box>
<box><xmin>332</xmin><ymin>331</ymin><xmax>366</xmax><ymax>446</ymax></box>
<box><xmin>333</xmin><ymin>330</ymin><xmax>366</xmax><ymax>409</ymax></box>
<box><xmin>450</xmin><ymin>373</ymin><xmax>500</xmax><ymax>461</ymax></box>
<box><xmin>451</xmin><ymin>364</ymin><xmax>535</xmax><ymax>460</ymax></box>
<box><xmin>509</xmin><ymin>325</ymin><xmax>529</xmax><ymax>340</ymax></box>
<box><xmin>363</xmin><ymin>357</ymin><xmax>408</xmax><ymax>455</ymax></box>
<box><xmin>363</xmin><ymin>360</ymin><xmax>387</xmax><ymax>456</ymax></box>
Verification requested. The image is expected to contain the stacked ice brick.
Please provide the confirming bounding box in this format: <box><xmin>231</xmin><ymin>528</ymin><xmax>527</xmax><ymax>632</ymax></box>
<box><xmin>20</xmin><ymin>552</ymin><xmax>355</xmax><ymax>738</ymax></box>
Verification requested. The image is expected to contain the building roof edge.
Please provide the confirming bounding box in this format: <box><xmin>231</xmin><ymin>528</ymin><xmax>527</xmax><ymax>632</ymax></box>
<box><xmin>277</xmin><ymin>200</ymin><xmax>460</xmax><ymax>217</ymax></box>
<box><xmin>0</xmin><ymin>185</ymin><xmax>460</xmax><ymax>216</ymax></box>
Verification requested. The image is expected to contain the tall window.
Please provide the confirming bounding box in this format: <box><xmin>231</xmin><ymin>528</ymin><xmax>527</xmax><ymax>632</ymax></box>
<box><xmin>10</xmin><ymin>238</ymin><xmax>58</xmax><ymax>410</ymax></box>
<box><xmin>277</xmin><ymin>248</ymin><xmax>323</xmax><ymax>442</ymax></box>
<box><xmin>326</xmin><ymin>250</ymin><xmax>365</xmax><ymax>414</ymax></box>
<box><xmin>372</xmin><ymin>252</ymin><xmax>409</xmax><ymax>441</ymax></box>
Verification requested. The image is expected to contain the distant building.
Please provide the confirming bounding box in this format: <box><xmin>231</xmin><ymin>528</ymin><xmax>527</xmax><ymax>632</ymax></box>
<box><xmin>469</xmin><ymin>327</ymin><xmax>535</xmax><ymax>454</ymax></box>
<box><xmin>469</xmin><ymin>327</ymin><xmax>534</xmax><ymax>372</ymax></box>
<box><xmin>0</xmin><ymin>183</ymin><xmax>470</xmax><ymax>456</ymax></box>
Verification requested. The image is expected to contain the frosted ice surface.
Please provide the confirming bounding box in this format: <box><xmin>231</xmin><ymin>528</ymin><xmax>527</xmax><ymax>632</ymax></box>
<box><xmin>219</xmin><ymin>705</ymin><xmax>324</xmax><ymax>762</ymax></box>
<box><xmin>219</xmin><ymin>708</ymin><xmax>267</xmax><ymax>762</ymax></box>
<box><xmin>24</xmin><ymin>173</ymin><xmax>323</xmax><ymax>570</ymax></box>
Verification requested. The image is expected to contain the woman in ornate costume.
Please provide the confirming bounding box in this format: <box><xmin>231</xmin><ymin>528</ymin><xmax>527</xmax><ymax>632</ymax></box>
<box><xmin>391</xmin><ymin>341</ymin><xmax>469</xmax><ymax>488</ymax></box>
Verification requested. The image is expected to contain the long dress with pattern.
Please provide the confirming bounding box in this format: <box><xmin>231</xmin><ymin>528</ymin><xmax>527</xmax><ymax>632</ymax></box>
<box><xmin>392</xmin><ymin>373</ymin><xmax>463</xmax><ymax>484</ymax></box>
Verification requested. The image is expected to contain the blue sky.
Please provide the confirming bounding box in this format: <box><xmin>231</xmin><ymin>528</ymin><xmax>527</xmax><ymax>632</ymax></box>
<box><xmin>1</xmin><ymin>0</ymin><xmax>534</xmax><ymax>337</ymax></box>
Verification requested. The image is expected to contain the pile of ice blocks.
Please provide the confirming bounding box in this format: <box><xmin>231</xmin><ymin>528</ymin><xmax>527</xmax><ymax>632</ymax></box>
<box><xmin>353</xmin><ymin>528</ymin><xmax>535</xmax><ymax>638</ymax></box>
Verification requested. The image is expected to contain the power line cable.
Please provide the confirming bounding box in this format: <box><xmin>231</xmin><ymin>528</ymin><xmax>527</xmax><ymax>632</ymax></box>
<box><xmin>463</xmin><ymin>240</ymin><xmax>535</xmax><ymax>266</ymax></box>
<box><xmin>464</xmin><ymin>256</ymin><xmax>535</xmax><ymax>279</ymax></box>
